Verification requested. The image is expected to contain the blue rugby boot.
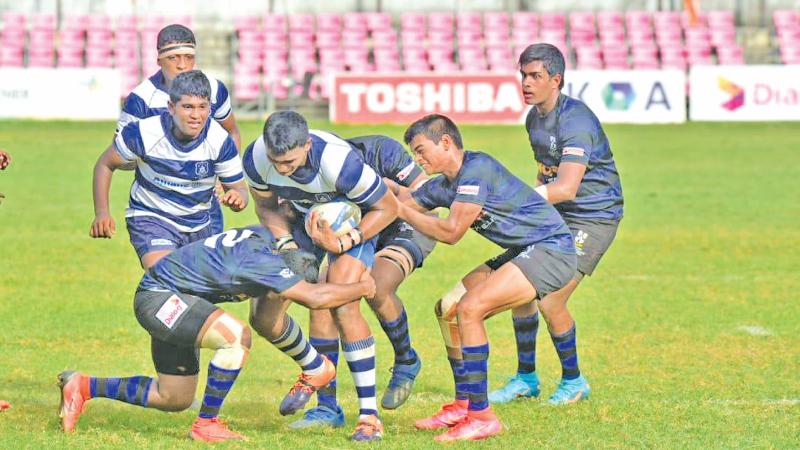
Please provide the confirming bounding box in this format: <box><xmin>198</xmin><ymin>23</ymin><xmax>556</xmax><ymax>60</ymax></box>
<box><xmin>287</xmin><ymin>405</ymin><xmax>345</xmax><ymax>429</ymax></box>
<box><xmin>488</xmin><ymin>372</ymin><xmax>541</xmax><ymax>404</ymax></box>
<box><xmin>548</xmin><ymin>375</ymin><xmax>590</xmax><ymax>405</ymax></box>
<box><xmin>279</xmin><ymin>356</ymin><xmax>336</xmax><ymax>416</ymax></box>
<box><xmin>381</xmin><ymin>351</ymin><xmax>422</xmax><ymax>409</ymax></box>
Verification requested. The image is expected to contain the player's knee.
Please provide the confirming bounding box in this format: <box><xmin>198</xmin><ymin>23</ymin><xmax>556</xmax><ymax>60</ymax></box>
<box><xmin>456</xmin><ymin>293</ymin><xmax>481</xmax><ymax>323</ymax></box>
<box><xmin>439</xmin><ymin>281</ymin><xmax>466</xmax><ymax>320</ymax></box>
<box><xmin>204</xmin><ymin>315</ymin><xmax>251</xmax><ymax>370</ymax></box>
<box><xmin>155</xmin><ymin>391</ymin><xmax>194</xmax><ymax>412</ymax></box>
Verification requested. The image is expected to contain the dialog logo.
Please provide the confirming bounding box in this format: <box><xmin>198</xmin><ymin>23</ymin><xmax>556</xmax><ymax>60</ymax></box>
<box><xmin>718</xmin><ymin>77</ymin><xmax>744</xmax><ymax>111</ymax></box>
<box><xmin>602</xmin><ymin>83</ymin><xmax>635</xmax><ymax>110</ymax></box>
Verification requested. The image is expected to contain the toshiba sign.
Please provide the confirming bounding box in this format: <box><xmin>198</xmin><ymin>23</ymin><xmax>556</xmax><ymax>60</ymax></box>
<box><xmin>330</xmin><ymin>73</ymin><xmax>526</xmax><ymax>124</ymax></box>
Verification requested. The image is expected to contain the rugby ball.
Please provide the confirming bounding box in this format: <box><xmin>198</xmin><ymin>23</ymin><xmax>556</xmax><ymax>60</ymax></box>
<box><xmin>304</xmin><ymin>200</ymin><xmax>361</xmax><ymax>237</ymax></box>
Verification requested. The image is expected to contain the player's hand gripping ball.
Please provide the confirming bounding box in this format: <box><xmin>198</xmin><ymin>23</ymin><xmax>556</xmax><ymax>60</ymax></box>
<box><xmin>304</xmin><ymin>200</ymin><xmax>361</xmax><ymax>237</ymax></box>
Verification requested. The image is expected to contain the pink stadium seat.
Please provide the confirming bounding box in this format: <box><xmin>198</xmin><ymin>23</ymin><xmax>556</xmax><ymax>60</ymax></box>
<box><xmin>488</xmin><ymin>59</ymin><xmax>515</xmax><ymax>72</ymax></box>
<box><xmin>681</xmin><ymin>11</ymin><xmax>708</xmax><ymax>29</ymax></box>
<box><xmin>373</xmin><ymin>59</ymin><xmax>402</xmax><ymax>73</ymax></box>
<box><xmin>486</xmin><ymin>45</ymin><xmax>512</xmax><ymax>62</ymax></box>
<box><xmin>653</xmin><ymin>11</ymin><xmax>681</xmax><ymax>28</ymax></box>
<box><xmin>316</xmin><ymin>13</ymin><xmax>342</xmax><ymax>31</ymax></box>
<box><xmin>780</xmin><ymin>44</ymin><xmax>800</xmax><ymax>64</ymax></box>
<box><xmin>86</xmin><ymin>48</ymin><xmax>113</xmax><ymax>67</ymax></box>
<box><xmin>656</xmin><ymin>28</ymin><xmax>683</xmax><ymax>46</ymax></box>
<box><xmin>511</xmin><ymin>28</ymin><xmax>538</xmax><ymax>47</ymax></box>
<box><xmin>264</xmin><ymin>31</ymin><xmax>289</xmax><ymax>49</ymax></box>
<box><xmin>661</xmin><ymin>57</ymin><xmax>686</xmax><ymax>70</ymax></box>
<box><xmin>365</xmin><ymin>12</ymin><xmax>392</xmax><ymax>31</ymax></box>
<box><xmin>596</xmin><ymin>11</ymin><xmax>623</xmax><ymax>28</ymax></box>
<box><xmin>457</xmin><ymin>30</ymin><xmax>483</xmax><ymax>47</ymax></box>
<box><xmin>87</xmin><ymin>30</ymin><xmax>113</xmax><ymax>47</ymax></box>
<box><xmin>29</xmin><ymin>29</ymin><xmax>55</xmax><ymax>45</ymax></box>
<box><xmin>540</xmin><ymin>12</ymin><xmax>566</xmax><ymax>31</ymax></box>
<box><xmin>401</xmin><ymin>29</ymin><xmax>426</xmax><ymax>48</ymax></box>
<box><xmin>316</xmin><ymin>30</ymin><xmax>342</xmax><ymax>49</ymax></box>
<box><xmin>289</xmin><ymin>14</ymin><xmax>315</xmax><ymax>32</ymax></box>
<box><xmin>457</xmin><ymin>12</ymin><xmax>482</xmax><ymax>31</ymax></box>
<box><xmin>115</xmin><ymin>15</ymin><xmax>137</xmax><ymax>31</ymax></box>
<box><xmin>341</xmin><ymin>30</ymin><xmax>368</xmax><ymax>49</ymax></box>
<box><xmin>512</xmin><ymin>12</ymin><xmax>539</xmax><ymax>31</ymax></box>
<box><xmin>400</xmin><ymin>13</ymin><xmax>426</xmax><ymax>31</ymax></box>
<box><xmin>2</xmin><ymin>12</ymin><xmax>26</xmax><ymax>27</ymax></box>
<box><xmin>626</xmin><ymin>11</ymin><xmax>652</xmax><ymax>30</ymax></box>
<box><xmin>710</xmin><ymin>29</ymin><xmax>736</xmax><ymax>47</ymax></box>
<box><xmin>31</xmin><ymin>13</ymin><xmax>57</xmax><ymax>31</ymax></box>
<box><xmin>57</xmin><ymin>48</ymin><xmax>84</xmax><ymax>68</ymax></box>
<box><xmin>233</xmin><ymin>16</ymin><xmax>261</xmax><ymax>31</ymax></box>
<box><xmin>569</xmin><ymin>11</ymin><xmax>596</xmax><ymax>32</ymax></box>
<box><xmin>716</xmin><ymin>44</ymin><xmax>744</xmax><ymax>64</ymax></box>
<box><xmin>234</xmin><ymin>75</ymin><xmax>261</xmax><ymax>101</ymax></box>
<box><xmin>575</xmin><ymin>45</ymin><xmax>602</xmax><ymax>69</ymax></box>
<box><xmin>600</xmin><ymin>29</ymin><xmax>625</xmax><ymax>47</ymax></box>
<box><xmin>708</xmin><ymin>11</ymin><xmax>734</xmax><ymax>27</ymax></box>
<box><xmin>773</xmin><ymin>10</ymin><xmax>799</xmax><ymax>31</ymax></box>
<box><xmin>484</xmin><ymin>12</ymin><xmax>509</xmax><ymax>31</ymax></box>
<box><xmin>289</xmin><ymin>32</ymin><xmax>315</xmax><ymax>49</ymax></box>
<box><xmin>428</xmin><ymin>12</ymin><xmax>455</xmax><ymax>31</ymax></box>
<box><xmin>115</xmin><ymin>47</ymin><xmax>138</xmax><ymax>66</ymax></box>
<box><xmin>140</xmin><ymin>15</ymin><xmax>165</xmax><ymax>31</ymax></box>
<box><xmin>343</xmin><ymin>13</ymin><xmax>368</xmax><ymax>31</ymax></box>
<box><xmin>87</xmin><ymin>14</ymin><xmax>111</xmax><ymax>31</ymax></box>
<box><xmin>371</xmin><ymin>29</ymin><xmax>398</xmax><ymax>49</ymax></box>
<box><xmin>264</xmin><ymin>14</ymin><xmax>287</xmax><ymax>32</ymax></box>
<box><xmin>570</xmin><ymin>29</ymin><xmax>596</xmax><ymax>47</ymax></box>
<box><xmin>0</xmin><ymin>48</ymin><xmax>24</xmax><ymax>67</ymax></box>
<box><xmin>484</xmin><ymin>29</ymin><xmax>510</xmax><ymax>47</ymax></box>
<box><xmin>540</xmin><ymin>28</ymin><xmax>567</xmax><ymax>43</ymax></box>
<box><xmin>429</xmin><ymin>29</ymin><xmax>455</xmax><ymax>45</ymax></box>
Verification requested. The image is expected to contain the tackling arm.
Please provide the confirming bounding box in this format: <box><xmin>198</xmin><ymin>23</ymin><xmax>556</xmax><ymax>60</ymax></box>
<box><xmin>279</xmin><ymin>272</ymin><xmax>376</xmax><ymax>309</ymax></box>
<box><xmin>397</xmin><ymin>197</ymin><xmax>482</xmax><ymax>245</ymax></box>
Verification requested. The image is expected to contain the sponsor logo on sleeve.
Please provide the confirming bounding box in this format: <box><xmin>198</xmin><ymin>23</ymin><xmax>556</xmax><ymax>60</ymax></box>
<box><xmin>150</xmin><ymin>238</ymin><xmax>175</xmax><ymax>247</ymax></box>
<box><xmin>457</xmin><ymin>185</ymin><xmax>480</xmax><ymax>196</ymax></box>
<box><xmin>563</xmin><ymin>147</ymin><xmax>586</xmax><ymax>157</ymax></box>
<box><xmin>396</xmin><ymin>162</ymin><xmax>415</xmax><ymax>181</ymax></box>
<box><xmin>155</xmin><ymin>295</ymin><xmax>188</xmax><ymax>329</ymax></box>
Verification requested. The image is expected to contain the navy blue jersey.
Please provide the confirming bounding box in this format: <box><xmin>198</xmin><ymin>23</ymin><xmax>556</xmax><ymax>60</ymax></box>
<box><xmin>346</xmin><ymin>135</ymin><xmax>422</xmax><ymax>187</ymax></box>
<box><xmin>242</xmin><ymin>130</ymin><xmax>387</xmax><ymax>213</ymax></box>
<box><xmin>412</xmin><ymin>151</ymin><xmax>574</xmax><ymax>253</ymax></box>
<box><xmin>139</xmin><ymin>226</ymin><xmax>301</xmax><ymax>302</ymax></box>
<box><xmin>526</xmin><ymin>94</ymin><xmax>624</xmax><ymax>220</ymax></box>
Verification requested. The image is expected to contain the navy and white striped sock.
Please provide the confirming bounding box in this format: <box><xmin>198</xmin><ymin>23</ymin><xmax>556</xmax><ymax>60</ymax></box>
<box><xmin>342</xmin><ymin>336</ymin><xmax>377</xmax><ymax>418</ymax></box>
<box><xmin>462</xmin><ymin>343</ymin><xmax>490</xmax><ymax>412</ymax></box>
<box><xmin>270</xmin><ymin>316</ymin><xmax>324</xmax><ymax>375</ymax></box>
<box><xmin>310</xmin><ymin>336</ymin><xmax>339</xmax><ymax>409</ymax></box>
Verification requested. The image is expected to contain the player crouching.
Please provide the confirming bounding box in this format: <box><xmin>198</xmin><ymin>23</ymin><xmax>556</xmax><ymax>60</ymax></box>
<box><xmin>396</xmin><ymin>115</ymin><xmax>577</xmax><ymax>441</ymax></box>
<box><xmin>58</xmin><ymin>226</ymin><xmax>375</xmax><ymax>442</ymax></box>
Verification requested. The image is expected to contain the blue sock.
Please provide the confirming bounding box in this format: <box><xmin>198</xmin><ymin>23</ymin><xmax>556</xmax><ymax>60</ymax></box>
<box><xmin>310</xmin><ymin>337</ymin><xmax>339</xmax><ymax>410</ymax></box>
<box><xmin>90</xmin><ymin>376</ymin><xmax>152</xmax><ymax>407</ymax></box>
<box><xmin>199</xmin><ymin>363</ymin><xmax>241</xmax><ymax>419</ymax></box>
<box><xmin>462</xmin><ymin>344</ymin><xmax>490</xmax><ymax>411</ymax></box>
<box><xmin>448</xmin><ymin>357</ymin><xmax>469</xmax><ymax>401</ymax></box>
<box><xmin>551</xmin><ymin>325</ymin><xmax>580</xmax><ymax>380</ymax></box>
<box><xmin>270</xmin><ymin>316</ymin><xmax>324</xmax><ymax>374</ymax></box>
<box><xmin>342</xmin><ymin>336</ymin><xmax>377</xmax><ymax>417</ymax></box>
<box><xmin>379</xmin><ymin>308</ymin><xmax>417</xmax><ymax>365</ymax></box>
<box><xmin>513</xmin><ymin>312</ymin><xmax>539</xmax><ymax>374</ymax></box>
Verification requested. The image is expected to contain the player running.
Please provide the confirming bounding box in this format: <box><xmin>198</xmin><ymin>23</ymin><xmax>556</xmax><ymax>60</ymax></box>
<box><xmin>489</xmin><ymin>43</ymin><xmax>624</xmax><ymax>405</ymax></box>
<box><xmin>242</xmin><ymin>112</ymin><xmax>400</xmax><ymax>442</ymax></box>
<box><xmin>287</xmin><ymin>135</ymin><xmax>434</xmax><ymax>429</ymax></box>
<box><xmin>115</xmin><ymin>23</ymin><xmax>241</xmax><ymax>235</ymax></box>
<box><xmin>58</xmin><ymin>225</ymin><xmax>375</xmax><ymax>442</ymax></box>
<box><xmin>90</xmin><ymin>71</ymin><xmax>248</xmax><ymax>270</ymax></box>
<box><xmin>396</xmin><ymin>114</ymin><xmax>577</xmax><ymax>441</ymax></box>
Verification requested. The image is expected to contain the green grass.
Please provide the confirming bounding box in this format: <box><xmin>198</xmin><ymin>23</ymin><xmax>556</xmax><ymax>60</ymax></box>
<box><xmin>0</xmin><ymin>120</ymin><xmax>798</xmax><ymax>449</ymax></box>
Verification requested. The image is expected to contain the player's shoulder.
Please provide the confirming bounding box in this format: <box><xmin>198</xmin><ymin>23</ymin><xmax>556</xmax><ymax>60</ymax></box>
<box><xmin>560</xmin><ymin>95</ymin><xmax>601</xmax><ymax>125</ymax></box>
<box><xmin>312</xmin><ymin>129</ymin><xmax>357</xmax><ymax>170</ymax></box>
<box><xmin>205</xmin><ymin>118</ymin><xmax>232</xmax><ymax>148</ymax></box>
<box><xmin>199</xmin><ymin>70</ymin><xmax>227</xmax><ymax>97</ymax></box>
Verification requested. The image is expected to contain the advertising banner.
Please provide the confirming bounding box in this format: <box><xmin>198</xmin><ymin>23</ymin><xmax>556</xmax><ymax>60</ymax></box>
<box><xmin>689</xmin><ymin>65</ymin><xmax>800</xmax><ymax>121</ymax></box>
<box><xmin>0</xmin><ymin>68</ymin><xmax>121</xmax><ymax>120</ymax></box>
<box><xmin>330</xmin><ymin>70</ymin><xmax>686</xmax><ymax>124</ymax></box>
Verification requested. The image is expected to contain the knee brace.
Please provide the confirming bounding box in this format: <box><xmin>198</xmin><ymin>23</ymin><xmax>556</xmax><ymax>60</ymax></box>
<box><xmin>435</xmin><ymin>281</ymin><xmax>466</xmax><ymax>349</ymax></box>
<box><xmin>201</xmin><ymin>314</ymin><xmax>252</xmax><ymax>370</ymax></box>
<box><xmin>376</xmin><ymin>245</ymin><xmax>415</xmax><ymax>278</ymax></box>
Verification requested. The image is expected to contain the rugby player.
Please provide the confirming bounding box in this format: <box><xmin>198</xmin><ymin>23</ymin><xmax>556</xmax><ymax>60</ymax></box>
<box><xmin>58</xmin><ymin>225</ymin><xmax>376</xmax><ymax>442</ymax></box>
<box><xmin>115</xmin><ymin>24</ymin><xmax>241</xmax><ymax>234</ymax></box>
<box><xmin>289</xmin><ymin>135</ymin><xmax>434</xmax><ymax>428</ymax></box>
<box><xmin>396</xmin><ymin>114</ymin><xmax>577</xmax><ymax>441</ymax></box>
<box><xmin>90</xmin><ymin>71</ymin><xmax>248</xmax><ymax>270</ymax></box>
<box><xmin>242</xmin><ymin>112</ymin><xmax>399</xmax><ymax>442</ymax></box>
<box><xmin>489</xmin><ymin>43</ymin><xmax>624</xmax><ymax>405</ymax></box>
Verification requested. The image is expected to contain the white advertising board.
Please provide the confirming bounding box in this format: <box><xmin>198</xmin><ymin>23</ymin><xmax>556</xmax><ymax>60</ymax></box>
<box><xmin>330</xmin><ymin>69</ymin><xmax>686</xmax><ymax>124</ymax></box>
<box><xmin>0</xmin><ymin>68</ymin><xmax>121</xmax><ymax>120</ymax></box>
<box><xmin>561</xmin><ymin>69</ymin><xmax>686</xmax><ymax>124</ymax></box>
<box><xmin>689</xmin><ymin>65</ymin><xmax>800</xmax><ymax>121</ymax></box>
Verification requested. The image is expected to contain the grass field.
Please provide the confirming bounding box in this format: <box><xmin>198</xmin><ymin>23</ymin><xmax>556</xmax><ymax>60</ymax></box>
<box><xmin>0</xmin><ymin>119</ymin><xmax>798</xmax><ymax>449</ymax></box>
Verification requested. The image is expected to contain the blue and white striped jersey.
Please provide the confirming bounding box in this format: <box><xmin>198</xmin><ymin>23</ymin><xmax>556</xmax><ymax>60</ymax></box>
<box><xmin>242</xmin><ymin>130</ymin><xmax>388</xmax><ymax>213</ymax></box>
<box><xmin>115</xmin><ymin>113</ymin><xmax>244</xmax><ymax>232</ymax></box>
<box><xmin>116</xmin><ymin>70</ymin><xmax>232</xmax><ymax>134</ymax></box>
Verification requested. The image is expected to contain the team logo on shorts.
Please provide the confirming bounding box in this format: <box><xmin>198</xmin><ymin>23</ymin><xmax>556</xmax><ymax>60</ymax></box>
<box><xmin>280</xmin><ymin>268</ymin><xmax>295</xmax><ymax>278</ymax></box>
<box><xmin>195</xmin><ymin>161</ymin><xmax>210</xmax><ymax>178</ymax></box>
<box><xmin>155</xmin><ymin>295</ymin><xmax>188</xmax><ymax>329</ymax></box>
<box><xmin>574</xmin><ymin>230</ymin><xmax>588</xmax><ymax>256</ymax></box>
<box><xmin>519</xmin><ymin>244</ymin><xmax>535</xmax><ymax>259</ymax></box>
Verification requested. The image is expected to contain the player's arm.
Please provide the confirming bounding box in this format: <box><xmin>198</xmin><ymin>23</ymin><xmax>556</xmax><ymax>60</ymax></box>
<box><xmin>397</xmin><ymin>198</ymin><xmax>482</xmax><ymax>245</ymax></box>
<box><xmin>308</xmin><ymin>189</ymin><xmax>398</xmax><ymax>254</ymax></box>
<box><xmin>90</xmin><ymin>143</ymin><xmax>129</xmax><ymax>238</ymax></box>
<box><xmin>218</xmin><ymin>113</ymin><xmax>242</xmax><ymax>151</ymax></box>
<box><xmin>219</xmin><ymin>179</ymin><xmax>249</xmax><ymax>212</ymax></box>
<box><xmin>536</xmin><ymin>161</ymin><xmax>586</xmax><ymax>204</ymax></box>
<box><xmin>250</xmin><ymin>188</ymin><xmax>295</xmax><ymax>245</ymax></box>
<box><xmin>279</xmin><ymin>270</ymin><xmax>376</xmax><ymax>309</ymax></box>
